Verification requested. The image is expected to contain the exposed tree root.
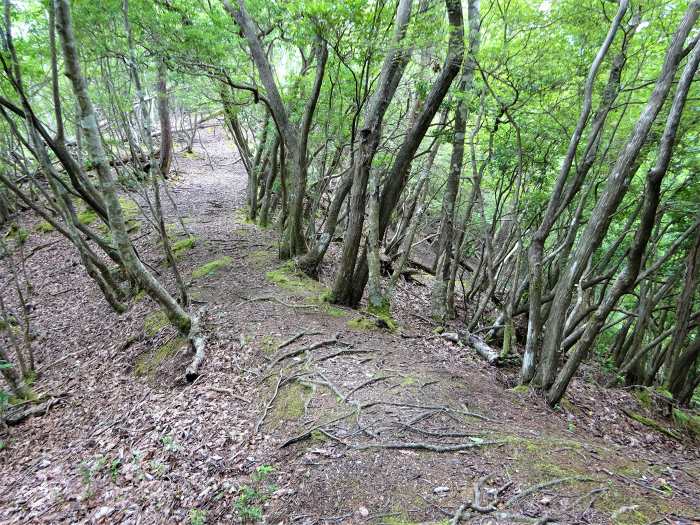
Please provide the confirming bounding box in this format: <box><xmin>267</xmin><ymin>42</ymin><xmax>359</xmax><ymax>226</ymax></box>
<box><xmin>354</xmin><ymin>439</ymin><xmax>502</xmax><ymax>452</ymax></box>
<box><xmin>268</xmin><ymin>335</ymin><xmax>347</xmax><ymax>368</ymax></box>
<box><xmin>255</xmin><ymin>373</ymin><xmax>283</xmax><ymax>434</ymax></box>
<box><xmin>504</xmin><ymin>476</ymin><xmax>595</xmax><ymax>508</ymax></box>
<box><xmin>3</xmin><ymin>397</ymin><xmax>61</xmax><ymax>426</ymax></box>
<box><xmin>279</xmin><ymin>410</ymin><xmax>357</xmax><ymax>448</ymax></box>
<box><xmin>315</xmin><ymin>348</ymin><xmax>374</xmax><ymax>362</ymax></box>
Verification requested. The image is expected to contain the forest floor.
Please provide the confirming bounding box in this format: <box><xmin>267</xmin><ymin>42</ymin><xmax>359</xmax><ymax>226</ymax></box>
<box><xmin>1</xmin><ymin>125</ymin><xmax>699</xmax><ymax>525</ymax></box>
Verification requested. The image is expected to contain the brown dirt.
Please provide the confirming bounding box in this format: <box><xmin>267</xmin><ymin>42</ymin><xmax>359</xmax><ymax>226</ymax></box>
<box><xmin>1</xmin><ymin>125</ymin><xmax>699</xmax><ymax>525</ymax></box>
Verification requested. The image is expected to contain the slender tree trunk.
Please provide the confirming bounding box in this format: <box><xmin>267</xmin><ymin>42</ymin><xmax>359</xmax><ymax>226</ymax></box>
<box><xmin>537</xmin><ymin>4</ymin><xmax>698</xmax><ymax>388</ymax></box>
<box><xmin>55</xmin><ymin>0</ymin><xmax>191</xmax><ymax>333</ymax></box>
<box><xmin>431</xmin><ymin>0</ymin><xmax>479</xmax><ymax>322</ymax></box>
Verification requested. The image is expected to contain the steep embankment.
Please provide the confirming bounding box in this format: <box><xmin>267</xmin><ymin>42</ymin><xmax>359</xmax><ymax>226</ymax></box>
<box><xmin>1</xmin><ymin>125</ymin><xmax>698</xmax><ymax>524</ymax></box>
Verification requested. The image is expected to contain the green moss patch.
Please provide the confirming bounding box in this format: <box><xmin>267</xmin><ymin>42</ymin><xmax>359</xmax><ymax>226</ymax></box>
<box><xmin>144</xmin><ymin>310</ymin><xmax>170</xmax><ymax>337</ymax></box>
<box><xmin>192</xmin><ymin>256</ymin><xmax>232</xmax><ymax>279</ymax></box>
<box><xmin>672</xmin><ymin>408</ymin><xmax>700</xmax><ymax>437</ymax></box>
<box><xmin>4</xmin><ymin>224</ymin><xmax>29</xmax><ymax>245</ymax></box>
<box><xmin>623</xmin><ymin>410</ymin><xmax>682</xmax><ymax>441</ymax></box>
<box><xmin>247</xmin><ymin>249</ymin><xmax>274</xmax><ymax>268</ymax></box>
<box><xmin>77</xmin><ymin>208</ymin><xmax>99</xmax><ymax>225</ymax></box>
<box><xmin>269</xmin><ymin>382</ymin><xmax>312</xmax><ymax>424</ymax></box>
<box><xmin>260</xmin><ymin>335</ymin><xmax>280</xmax><ymax>354</ymax></box>
<box><xmin>233</xmin><ymin>208</ymin><xmax>255</xmax><ymax>225</ymax></box>
<box><xmin>172</xmin><ymin>236</ymin><xmax>197</xmax><ymax>258</ymax></box>
<box><xmin>36</xmin><ymin>220</ymin><xmax>55</xmax><ymax>233</ymax></box>
<box><xmin>347</xmin><ymin>312</ymin><xmax>397</xmax><ymax>332</ymax></box>
<box><xmin>347</xmin><ymin>317</ymin><xmax>377</xmax><ymax>331</ymax></box>
<box><xmin>266</xmin><ymin>262</ymin><xmax>326</xmax><ymax>295</ymax></box>
<box><xmin>134</xmin><ymin>336</ymin><xmax>186</xmax><ymax>377</ymax></box>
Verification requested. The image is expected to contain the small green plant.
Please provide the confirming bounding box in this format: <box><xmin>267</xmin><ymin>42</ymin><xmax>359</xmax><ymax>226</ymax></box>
<box><xmin>190</xmin><ymin>508</ymin><xmax>207</xmax><ymax>525</ymax></box>
<box><xmin>150</xmin><ymin>460</ymin><xmax>166</xmax><ymax>477</ymax></box>
<box><xmin>110</xmin><ymin>458</ymin><xmax>121</xmax><ymax>482</ymax></box>
<box><xmin>79</xmin><ymin>461</ymin><xmax>96</xmax><ymax>499</ymax></box>
<box><xmin>233</xmin><ymin>465</ymin><xmax>276</xmax><ymax>523</ymax></box>
<box><xmin>161</xmin><ymin>434</ymin><xmax>181</xmax><ymax>452</ymax></box>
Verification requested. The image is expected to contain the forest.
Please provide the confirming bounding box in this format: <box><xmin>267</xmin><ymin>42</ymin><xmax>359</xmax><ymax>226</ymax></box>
<box><xmin>1</xmin><ymin>0</ymin><xmax>700</xmax><ymax>523</ymax></box>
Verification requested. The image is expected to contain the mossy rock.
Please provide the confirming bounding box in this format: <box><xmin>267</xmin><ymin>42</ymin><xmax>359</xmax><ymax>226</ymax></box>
<box><xmin>134</xmin><ymin>337</ymin><xmax>187</xmax><ymax>377</ymax></box>
<box><xmin>172</xmin><ymin>236</ymin><xmax>197</xmax><ymax>258</ymax></box>
<box><xmin>118</xmin><ymin>197</ymin><xmax>139</xmax><ymax>220</ymax></box>
<box><xmin>144</xmin><ymin>310</ymin><xmax>170</xmax><ymax>337</ymax></box>
<box><xmin>192</xmin><ymin>256</ymin><xmax>232</xmax><ymax>279</ymax></box>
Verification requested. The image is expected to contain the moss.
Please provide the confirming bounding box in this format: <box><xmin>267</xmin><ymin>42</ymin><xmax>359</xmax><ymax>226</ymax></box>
<box><xmin>247</xmin><ymin>249</ymin><xmax>273</xmax><ymax>268</ymax></box>
<box><xmin>261</xmin><ymin>336</ymin><xmax>279</xmax><ymax>354</ymax></box>
<box><xmin>118</xmin><ymin>197</ymin><xmax>139</xmax><ymax>220</ymax></box>
<box><xmin>0</xmin><ymin>317</ymin><xmax>18</xmax><ymax>331</ymax></box>
<box><xmin>400</xmin><ymin>375</ymin><xmax>418</xmax><ymax>387</ymax></box>
<box><xmin>303</xmin><ymin>293</ymin><xmax>348</xmax><ymax>318</ymax></box>
<box><xmin>77</xmin><ymin>208</ymin><xmax>99</xmax><ymax>225</ymax></box>
<box><xmin>510</xmin><ymin>384</ymin><xmax>530</xmax><ymax>394</ymax></box>
<box><xmin>5</xmin><ymin>224</ymin><xmax>29</xmax><ymax>244</ymax></box>
<box><xmin>347</xmin><ymin>317</ymin><xmax>377</xmax><ymax>331</ymax></box>
<box><xmin>36</xmin><ymin>220</ymin><xmax>55</xmax><ymax>233</ymax></box>
<box><xmin>634</xmin><ymin>388</ymin><xmax>652</xmax><ymax>409</ymax></box>
<box><xmin>192</xmin><ymin>256</ymin><xmax>232</xmax><ymax>279</ymax></box>
<box><xmin>269</xmin><ymin>382</ymin><xmax>312</xmax><ymax>423</ymax></box>
<box><xmin>266</xmin><ymin>262</ymin><xmax>325</xmax><ymax>295</ymax></box>
<box><xmin>366</xmin><ymin>298</ymin><xmax>398</xmax><ymax>331</ymax></box>
<box><xmin>134</xmin><ymin>337</ymin><xmax>186</xmax><ymax>377</ymax></box>
<box><xmin>322</xmin><ymin>305</ymin><xmax>347</xmax><ymax>318</ymax></box>
<box><xmin>672</xmin><ymin>408</ymin><xmax>700</xmax><ymax>436</ymax></box>
<box><xmin>172</xmin><ymin>236</ymin><xmax>197</xmax><ymax>257</ymax></box>
<box><xmin>233</xmin><ymin>208</ymin><xmax>255</xmax><ymax>225</ymax></box>
<box><xmin>144</xmin><ymin>310</ymin><xmax>170</xmax><ymax>337</ymax></box>
<box><xmin>625</xmin><ymin>410</ymin><xmax>682</xmax><ymax>440</ymax></box>
<box><xmin>347</xmin><ymin>312</ymin><xmax>397</xmax><ymax>332</ymax></box>
<box><xmin>310</xmin><ymin>430</ymin><xmax>327</xmax><ymax>442</ymax></box>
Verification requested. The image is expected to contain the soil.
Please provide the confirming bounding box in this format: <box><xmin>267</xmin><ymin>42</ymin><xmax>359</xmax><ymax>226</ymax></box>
<box><xmin>1</xmin><ymin>125</ymin><xmax>699</xmax><ymax>525</ymax></box>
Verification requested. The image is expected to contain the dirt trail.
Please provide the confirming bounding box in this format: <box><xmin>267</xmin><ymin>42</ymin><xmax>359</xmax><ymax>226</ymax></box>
<box><xmin>1</xmin><ymin>126</ymin><xmax>699</xmax><ymax>524</ymax></box>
